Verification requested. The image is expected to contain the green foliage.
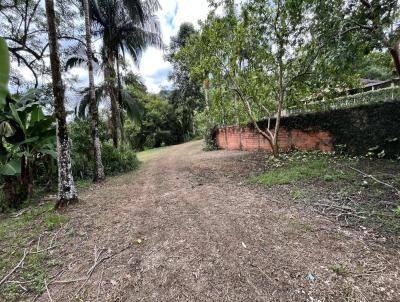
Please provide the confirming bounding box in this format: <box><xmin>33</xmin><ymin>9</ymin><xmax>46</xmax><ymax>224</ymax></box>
<box><xmin>356</xmin><ymin>51</ymin><xmax>395</xmax><ymax>80</ymax></box>
<box><xmin>102</xmin><ymin>143</ymin><xmax>139</xmax><ymax>175</ymax></box>
<box><xmin>271</xmin><ymin>101</ymin><xmax>400</xmax><ymax>158</ymax></box>
<box><xmin>69</xmin><ymin>119</ymin><xmax>139</xmax><ymax>179</ymax></box>
<box><xmin>178</xmin><ymin>0</ymin><xmax>359</xmax><ymax>139</ymax></box>
<box><xmin>204</xmin><ymin>126</ymin><xmax>218</xmax><ymax>151</ymax></box>
<box><xmin>393</xmin><ymin>205</ymin><xmax>400</xmax><ymax>216</ymax></box>
<box><xmin>166</xmin><ymin>23</ymin><xmax>204</xmax><ymax>138</ymax></box>
<box><xmin>0</xmin><ymin>202</ymin><xmax>67</xmax><ymax>300</ymax></box>
<box><xmin>288</xmin><ymin>86</ymin><xmax>400</xmax><ymax>115</ymax></box>
<box><xmin>0</xmin><ymin>89</ymin><xmax>56</xmax><ymax>210</ymax></box>
<box><xmin>123</xmin><ymin>91</ymin><xmax>183</xmax><ymax>150</ymax></box>
<box><xmin>257</xmin><ymin>159</ymin><xmax>347</xmax><ymax>187</ymax></box>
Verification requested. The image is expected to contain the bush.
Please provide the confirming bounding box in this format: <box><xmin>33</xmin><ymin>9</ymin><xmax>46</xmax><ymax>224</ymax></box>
<box><xmin>203</xmin><ymin>126</ymin><xmax>218</xmax><ymax>151</ymax></box>
<box><xmin>70</xmin><ymin>119</ymin><xmax>139</xmax><ymax>179</ymax></box>
<box><xmin>102</xmin><ymin>143</ymin><xmax>140</xmax><ymax>176</ymax></box>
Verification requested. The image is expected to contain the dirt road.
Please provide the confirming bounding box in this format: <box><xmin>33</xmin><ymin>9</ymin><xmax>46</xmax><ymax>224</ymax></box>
<box><xmin>39</xmin><ymin>140</ymin><xmax>399</xmax><ymax>301</ymax></box>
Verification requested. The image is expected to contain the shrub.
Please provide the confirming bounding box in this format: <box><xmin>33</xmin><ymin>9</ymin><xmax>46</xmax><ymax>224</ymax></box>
<box><xmin>101</xmin><ymin>143</ymin><xmax>139</xmax><ymax>176</ymax></box>
<box><xmin>70</xmin><ymin>119</ymin><xmax>139</xmax><ymax>179</ymax></box>
<box><xmin>204</xmin><ymin>126</ymin><xmax>218</xmax><ymax>151</ymax></box>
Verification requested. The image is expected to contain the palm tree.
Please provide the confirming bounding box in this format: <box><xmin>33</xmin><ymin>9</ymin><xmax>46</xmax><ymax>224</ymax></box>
<box><xmin>44</xmin><ymin>0</ymin><xmax>78</xmax><ymax>208</ymax></box>
<box><xmin>82</xmin><ymin>0</ymin><xmax>105</xmax><ymax>182</ymax></box>
<box><xmin>90</xmin><ymin>0</ymin><xmax>163</xmax><ymax>147</ymax></box>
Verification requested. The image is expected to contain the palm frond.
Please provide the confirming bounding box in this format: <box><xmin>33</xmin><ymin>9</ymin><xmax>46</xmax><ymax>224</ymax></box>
<box><xmin>122</xmin><ymin>0</ymin><xmax>161</xmax><ymax>25</ymax></box>
<box><xmin>76</xmin><ymin>84</ymin><xmax>107</xmax><ymax>118</ymax></box>
<box><xmin>65</xmin><ymin>57</ymin><xmax>87</xmax><ymax>71</ymax></box>
<box><xmin>121</xmin><ymin>89</ymin><xmax>143</xmax><ymax>124</ymax></box>
<box><xmin>121</xmin><ymin>24</ymin><xmax>163</xmax><ymax>64</ymax></box>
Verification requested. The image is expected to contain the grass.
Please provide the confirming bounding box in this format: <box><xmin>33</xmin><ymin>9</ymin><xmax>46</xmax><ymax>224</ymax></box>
<box><xmin>291</xmin><ymin>188</ymin><xmax>305</xmax><ymax>200</ymax></box>
<box><xmin>0</xmin><ymin>202</ymin><xmax>68</xmax><ymax>300</ymax></box>
<box><xmin>329</xmin><ymin>264</ymin><xmax>348</xmax><ymax>276</ymax></box>
<box><xmin>137</xmin><ymin>146</ymin><xmax>168</xmax><ymax>162</ymax></box>
<box><xmin>76</xmin><ymin>178</ymin><xmax>93</xmax><ymax>190</ymax></box>
<box><xmin>257</xmin><ymin>158</ymin><xmax>348</xmax><ymax>186</ymax></box>
<box><xmin>255</xmin><ymin>151</ymin><xmax>400</xmax><ymax>237</ymax></box>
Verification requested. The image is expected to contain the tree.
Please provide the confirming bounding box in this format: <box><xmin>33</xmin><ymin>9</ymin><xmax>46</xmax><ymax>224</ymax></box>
<box><xmin>340</xmin><ymin>0</ymin><xmax>400</xmax><ymax>76</ymax></box>
<box><xmin>0</xmin><ymin>91</ymin><xmax>56</xmax><ymax>207</ymax></box>
<box><xmin>44</xmin><ymin>0</ymin><xmax>78</xmax><ymax>207</ymax></box>
<box><xmin>166</xmin><ymin>23</ymin><xmax>203</xmax><ymax>139</ymax></box>
<box><xmin>90</xmin><ymin>0</ymin><xmax>163</xmax><ymax>147</ymax></box>
<box><xmin>0</xmin><ymin>0</ymin><xmax>85</xmax><ymax>89</ymax></box>
<box><xmin>182</xmin><ymin>0</ymin><xmax>356</xmax><ymax>156</ymax></box>
<box><xmin>82</xmin><ymin>0</ymin><xmax>105</xmax><ymax>182</ymax></box>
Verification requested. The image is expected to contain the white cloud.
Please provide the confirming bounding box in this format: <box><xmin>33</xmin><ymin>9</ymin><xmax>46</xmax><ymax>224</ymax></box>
<box><xmin>133</xmin><ymin>0</ymin><xmax>212</xmax><ymax>93</ymax></box>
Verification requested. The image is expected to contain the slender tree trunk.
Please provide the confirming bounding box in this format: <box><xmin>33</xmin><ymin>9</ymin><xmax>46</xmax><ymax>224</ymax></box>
<box><xmin>105</xmin><ymin>50</ymin><xmax>120</xmax><ymax>148</ymax></box>
<box><xmin>83</xmin><ymin>0</ymin><xmax>105</xmax><ymax>182</ymax></box>
<box><xmin>116</xmin><ymin>57</ymin><xmax>125</xmax><ymax>144</ymax></box>
<box><xmin>20</xmin><ymin>155</ymin><xmax>32</xmax><ymax>199</ymax></box>
<box><xmin>390</xmin><ymin>42</ymin><xmax>400</xmax><ymax>77</ymax></box>
<box><xmin>271</xmin><ymin>56</ymin><xmax>286</xmax><ymax>157</ymax></box>
<box><xmin>44</xmin><ymin>0</ymin><xmax>78</xmax><ymax>207</ymax></box>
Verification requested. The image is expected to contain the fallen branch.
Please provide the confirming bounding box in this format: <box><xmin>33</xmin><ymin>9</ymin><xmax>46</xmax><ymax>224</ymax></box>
<box><xmin>51</xmin><ymin>277</ymin><xmax>87</xmax><ymax>284</ymax></box>
<box><xmin>348</xmin><ymin>166</ymin><xmax>400</xmax><ymax>196</ymax></box>
<box><xmin>96</xmin><ymin>264</ymin><xmax>105</xmax><ymax>302</ymax></box>
<box><xmin>0</xmin><ymin>249</ymin><xmax>27</xmax><ymax>287</ymax></box>
<box><xmin>315</xmin><ymin>202</ymin><xmax>355</xmax><ymax>212</ymax></box>
<box><xmin>11</xmin><ymin>208</ymin><xmax>29</xmax><ymax>218</ymax></box>
<box><xmin>45</xmin><ymin>280</ymin><xmax>54</xmax><ymax>302</ymax></box>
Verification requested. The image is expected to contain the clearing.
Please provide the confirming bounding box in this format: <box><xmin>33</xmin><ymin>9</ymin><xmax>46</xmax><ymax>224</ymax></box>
<box><xmin>1</xmin><ymin>140</ymin><xmax>399</xmax><ymax>301</ymax></box>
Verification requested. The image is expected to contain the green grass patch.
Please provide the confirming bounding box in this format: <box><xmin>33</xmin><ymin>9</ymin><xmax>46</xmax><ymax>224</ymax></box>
<box><xmin>0</xmin><ymin>202</ymin><xmax>68</xmax><ymax>300</ymax></box>
<box><xmin>137</xmin><ymin>146</ymin><xmax>168</xmax><ymax>162</ymax></box>
<box><xmin>291</xmin><ymin>188</ymin><xmax>305</xmax><ymax>200</ymax></box>
<box><xmin>257</xmin><ymin>158</ymin><xmax>349</xmax><ymax>186</ymax></box>
<box><xmin>76</xmin><ymin>178</ymin><xmax>93</xmax><ymax>189</ymax></box>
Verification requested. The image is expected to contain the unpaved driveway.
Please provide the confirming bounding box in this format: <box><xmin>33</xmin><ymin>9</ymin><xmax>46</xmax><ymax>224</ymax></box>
<box><xmin>39</xmin><ymin>141</ymin><xmax>399</xmax><ymax>301</ymax></box>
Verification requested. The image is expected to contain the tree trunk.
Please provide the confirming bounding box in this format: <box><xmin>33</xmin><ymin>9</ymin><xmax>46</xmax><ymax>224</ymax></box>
<box><xmin>104</xmin><ymin>50</ymin><xmax>120</xmax><ymax>148</ymax></box>
<box><xmin>44</xmin><ymin>0</ymin><xmax>78</xmax><ymax>208</ymax></box>
<box><xmin>116</xmin><ymin>57</ymin><xmax>125</xmax><ymax>144</ymax></box>
<box><xmin>83</xmin><ymin>0</ymin><xmax>105</xmax><ymax>182</ymax></box>
<box><xmin>272</xmin><ymin>60</ymin><xmax>285</xmax><ymax>158</ymax></box>
<box><xmin>390</xmin><ymin>42</ymin><xmax>400</xmax><ymax>77</ymax></box>
<box><xmin>20</xmin><ymin>155</ymin><xmax>32</xmax><ymax>199</ymax></box>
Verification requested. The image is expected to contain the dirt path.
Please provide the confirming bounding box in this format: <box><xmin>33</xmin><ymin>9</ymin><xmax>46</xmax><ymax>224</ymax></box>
<box><xmin>38</xmin><ymin>141</ymin><xmax>399</xmax><ymax>301</ymax></box>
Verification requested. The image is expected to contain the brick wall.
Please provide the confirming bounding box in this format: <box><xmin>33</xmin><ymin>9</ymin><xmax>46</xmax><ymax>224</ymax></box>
<box><xmin>215</xmin><ymin>101</ymin><xmax>400</xmax><ymax>157</ymax></box>
<box><xmin>215</xmin><ymin>126</ymin><xmax>334</xmax><ymax>153</ymax></box>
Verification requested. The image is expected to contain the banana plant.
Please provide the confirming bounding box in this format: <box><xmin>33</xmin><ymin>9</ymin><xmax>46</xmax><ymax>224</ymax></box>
<box><xmin>0</xmin><ymin>93</ymin><xmax>56</xmax><ymax>171</ymax></box>
<box><xmin>0</xmin><ymin>90</ymin><xmax>56</xmax><ymax>206</ymax></box>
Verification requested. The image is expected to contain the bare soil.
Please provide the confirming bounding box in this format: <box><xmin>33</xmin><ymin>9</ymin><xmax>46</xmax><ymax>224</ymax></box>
<box><xmin>5</xmin><ymin>140</ymin><xmax>400</xmax><ymax>301</ymax></box>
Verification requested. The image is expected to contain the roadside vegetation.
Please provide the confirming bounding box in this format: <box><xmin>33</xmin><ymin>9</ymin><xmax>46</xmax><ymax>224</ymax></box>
<box><xmin>255</xmin><ymin>151</ymin><xmax>400</xmax><ymax>239</ymax></box>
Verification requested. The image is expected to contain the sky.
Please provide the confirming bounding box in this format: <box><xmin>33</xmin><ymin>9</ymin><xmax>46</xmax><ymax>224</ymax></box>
<box><xmin>132</xmin><ymin>0</ymin><xmax>212</xmax><ymax>93</ymax></box>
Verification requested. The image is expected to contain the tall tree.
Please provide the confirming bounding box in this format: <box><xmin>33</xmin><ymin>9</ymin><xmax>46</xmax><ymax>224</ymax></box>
<box><xmin>44</xmin><ymin>0</ymin><xmax>78</xmax><ymax>207</ymax></box>
<box><xmin>166</xmin><ymin>23</ymin><xmax>203</xmax><ymax>138</ymax></box>
<box><xmin>337</xmin><ymin>0</ymin><xmax>400</xmax><ymax>76</ymax></box>
<box><xmin>90</xmin><ymin>0</ymin><xmax>163</xmax><ymax>147</ymax></box>
<box><xmin>82</xmin><ymin>0</ymin><xmax>105</xmax><ymax>182</ymax></box>
<box><xmin>183</xmin><ymin>0</ymin><xmax>356</xmax><ymax>156</ymax></box>
<box><xmin>0</xmin><ymin>0</ymin><xmax>85</xmax><ymax>89</ymax></box>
